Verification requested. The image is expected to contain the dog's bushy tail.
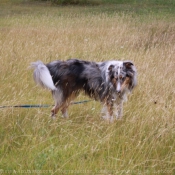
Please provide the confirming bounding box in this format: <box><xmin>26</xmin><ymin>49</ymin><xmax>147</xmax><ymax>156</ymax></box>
<box><xmin>30</xmin><ymin>61</ymin><xmax>57</xmax><ymax>91</ymax></box>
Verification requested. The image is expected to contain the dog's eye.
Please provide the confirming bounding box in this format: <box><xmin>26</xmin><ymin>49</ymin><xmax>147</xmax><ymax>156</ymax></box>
<box><xmin>110</xmin><ymin>75</ymin><xmax>114</xmax><ymax>80</ymax></box>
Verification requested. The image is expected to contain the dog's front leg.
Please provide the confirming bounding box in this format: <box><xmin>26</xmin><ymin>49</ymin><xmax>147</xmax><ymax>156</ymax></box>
<box><xmin>101</xmin><ymin>100</ymin><xmax>114</xmax><ymax>122</ymax></box>
<box><xmin>114</xmin><ymin>100</ymin><xmax>123</xmax><ymax>119</ymax></box>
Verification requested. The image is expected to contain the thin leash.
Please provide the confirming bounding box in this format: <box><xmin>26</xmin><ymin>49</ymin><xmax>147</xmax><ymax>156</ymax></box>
<box><xmin>0</xmin><ymin>100</ymin><xmax>92</xmax><ymax>109</ymax></box>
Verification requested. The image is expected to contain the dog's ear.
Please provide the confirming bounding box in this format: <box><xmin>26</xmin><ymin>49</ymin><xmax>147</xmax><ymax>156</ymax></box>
<box><xmin>123</xmin><ymin>61</ymin><xmax>134</xmax><ymax>69</ymax></box>
<box><xmin>123</xmin><ymin>61</ymin><xmax>137</xmax><ymax>75</ymax></box>
<box><xmin>123</xmin><ymin>61</ymin><xmax>137</xmax><ymax>91</ymax></box>
<box><xmin>108</xmin><ymin>65</ymin><xmax>114</xmax><ymax>71</ymax></box>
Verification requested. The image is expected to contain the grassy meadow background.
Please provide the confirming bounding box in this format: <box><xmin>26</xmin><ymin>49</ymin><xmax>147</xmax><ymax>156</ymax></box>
<box><xmin>0</xmin><ymin>0</ymin><xmax>175</xmax><ymax>174</ymax></box>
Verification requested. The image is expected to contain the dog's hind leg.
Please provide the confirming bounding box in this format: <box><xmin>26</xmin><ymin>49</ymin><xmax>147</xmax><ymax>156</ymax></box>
<box><xmin>61</xmin><ymin>106</ymin><xmax>69</xmax><ymax>118</ymax></box>
<box><xmin>60</xmin><ymin>93</ymin><xmax>77</xmax><ymax>118</ymax></box>
<box><xmin>51</xmin><ymin>88</ymin><xmax>64</xmax><ymax>118</ymax></box>
<box><xmin>51</xmin><ymin>103</ymin><xmax>69</xmax><ymax>118</ymax></box>
<box><xmin>51</xmin><ymin>105</ymin><xmax>60</xmax><ymax>118</ymax></box>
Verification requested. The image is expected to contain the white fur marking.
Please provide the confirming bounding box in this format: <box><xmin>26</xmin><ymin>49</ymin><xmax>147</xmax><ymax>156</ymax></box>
<box><xmin>38</xmin><ymin>64</ymin><xmax>57</xmax><ymax>90</ymax></box>
<box><xmin>117</xmin><ymin>81</ymin><xmax>121</xmax><ymax>92</ymax></box>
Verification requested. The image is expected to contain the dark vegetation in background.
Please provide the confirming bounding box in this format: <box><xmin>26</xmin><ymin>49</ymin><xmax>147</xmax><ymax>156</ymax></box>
<box><xmin>22</xmin><ymin>0</ymin><xmax>175</xmax><ymax>6</ymax></box>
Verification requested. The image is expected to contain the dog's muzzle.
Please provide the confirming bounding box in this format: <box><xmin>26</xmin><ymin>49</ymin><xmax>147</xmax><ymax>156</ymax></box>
<box><xmin>116</xmin><ymin>81</ymin><xmax>121</xmax><ymax>94</ymax></box>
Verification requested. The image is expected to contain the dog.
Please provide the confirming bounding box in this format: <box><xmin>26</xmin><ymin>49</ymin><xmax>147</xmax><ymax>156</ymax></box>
<box><xmin>31</xmin><ymin>59</ymin><xmax>137</xmax><ymax>122</ymax></box>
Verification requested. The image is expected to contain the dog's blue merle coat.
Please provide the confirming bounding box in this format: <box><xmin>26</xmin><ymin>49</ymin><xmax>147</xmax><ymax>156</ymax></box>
<box><xmin>31</xmin><ymin>58</ymin><xmax>137</xmax><ymax>121</ymax></box>
<box><xmin>46</xmin><ymin>59</ymin><xmax>113</xmax><ymax>101</ymax></box>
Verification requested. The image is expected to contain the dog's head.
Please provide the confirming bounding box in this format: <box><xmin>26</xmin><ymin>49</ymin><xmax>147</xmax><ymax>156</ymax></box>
<box><xmin>108</xmin><ymin>61</ymin><xmax>137</xmax><ymax>94</ymax></box>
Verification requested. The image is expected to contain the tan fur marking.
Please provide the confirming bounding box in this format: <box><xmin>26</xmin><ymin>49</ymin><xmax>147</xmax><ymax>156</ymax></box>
<box><xmin>121</xmin><ymin>77</ymin><xmax>130</xmax><ymax>92</ymax></box>
<box><xmin>51</xmin><ymin>92</ymin><xmax>77</xmax><ymax>117</ymax></box>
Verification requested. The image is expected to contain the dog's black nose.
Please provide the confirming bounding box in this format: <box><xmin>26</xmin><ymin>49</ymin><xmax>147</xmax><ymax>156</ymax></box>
<box><xmin>117</xmin><ymin>90</ymin><xmax>121</xmax><ymax>94</ymax></box>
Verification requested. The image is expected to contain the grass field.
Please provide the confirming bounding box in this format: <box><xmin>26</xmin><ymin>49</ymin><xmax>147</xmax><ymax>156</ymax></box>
<box><xmin>0</xmin><ymin>1</ymin><xmax>175</xmax><ymax>174</ymax></box>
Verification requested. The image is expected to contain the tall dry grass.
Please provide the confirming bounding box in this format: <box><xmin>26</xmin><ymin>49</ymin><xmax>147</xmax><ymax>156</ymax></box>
<box><xmin>0</xmin><ymin>3</ymin><xmax>175</xmax><ymax>174</ymax></box>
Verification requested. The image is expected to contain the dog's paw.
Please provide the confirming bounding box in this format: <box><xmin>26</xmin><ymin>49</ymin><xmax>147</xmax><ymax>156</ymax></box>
<box><xmin>101</xmin><ymin>115</ymin><xmax>114</xmax><ymax>123</ymax></box>
<box><xmin>101</xmin><ymin>115</ymin><xmax>109</xmax><ymax>120</ymax></box>
<box><xmin>62</xmin><ymin>112</ymin><xmax>69</xmax><ymax>118</ymax></box>
<box><xmin>51</xmin><ymin>113</ymin><xmax>56</xmax><ymax>119</ymax></box>
<box><xmin>115</xmin><ymin>116</ymin><xmax>123</xmax><ymax>120</ymax></box>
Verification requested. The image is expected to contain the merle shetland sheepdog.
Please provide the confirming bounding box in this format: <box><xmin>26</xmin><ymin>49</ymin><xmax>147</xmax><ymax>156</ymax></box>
<box><xmin>31</xmin><ymin>59</ymin><xmax>137</xmax><ymax>122</ymax></box>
